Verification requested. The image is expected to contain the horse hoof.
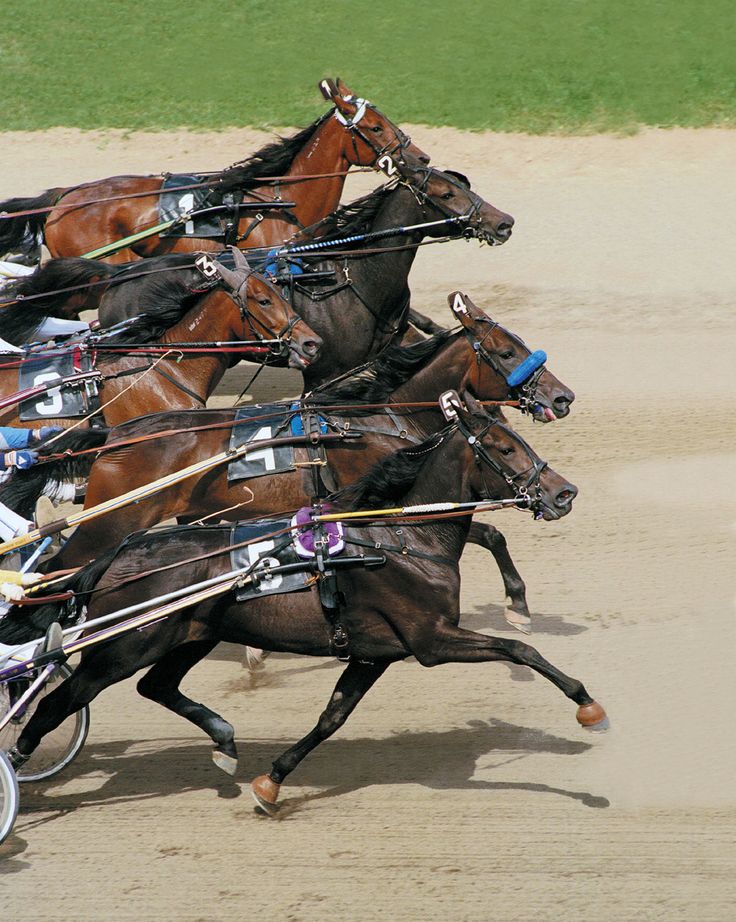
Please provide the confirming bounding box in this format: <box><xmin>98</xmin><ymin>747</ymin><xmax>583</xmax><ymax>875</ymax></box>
<box><xmin>251</xmin><ymin>774</ymin><xmax>281</xmax><ymax>815</ymax></box>
<box><xmin>245</xmin><ymin>647</ymin><xmax>270</xmax><ymax>670</ymax></box>
<box><xmin>576</xmin><ymin>701</ymin><xmax>609</xmax><ymax>731</ymax></box>
<box><xmin>504</xmin><ymin>607</ymin><xmax>532</xmax><ymax>634</ymax></box>
<box><xmin>212</xmin><ymin>749</ymin><xmax>238</xmax><ymax>776</ymax></box>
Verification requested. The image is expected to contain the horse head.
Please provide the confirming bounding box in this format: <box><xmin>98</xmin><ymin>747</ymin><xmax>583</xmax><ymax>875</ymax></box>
<box><xmin>318</xmin><ymin>77</ymin><xmax>430</xmax><ymax>167</ymax></box>
<box><xmin>449</xmin><ymin>392</ymin><xmax>578</xmax><ymax>521</ymax></box>
<box><xmin>447</xmin><ymin>290</ymin><xmax>575</xmax><ymax>421</ymax></box>
<box><xmin>208</xmin><ymin>248</ymin><xmax>322</xmax><ymax>371</ymax></box>
<box><xmin>393</xmin><ymin>161</ymin><xmax>514</xmax><ymax>246</ymax></box>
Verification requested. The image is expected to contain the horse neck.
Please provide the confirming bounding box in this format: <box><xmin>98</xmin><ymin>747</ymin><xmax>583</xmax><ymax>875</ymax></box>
<box><xmin>156</xmin><ymin>290</ymin><xmax>238</xmax><ymax>394</ymax></box>
<box><xmin>400</xmin><ymin>433</ymin><xmax>475</xmax><ymax>559</ymax></box>
<box><xmin>252</xmin><ymin>117</ymin><xmax>353</xmax><ymax>229</ymax></box>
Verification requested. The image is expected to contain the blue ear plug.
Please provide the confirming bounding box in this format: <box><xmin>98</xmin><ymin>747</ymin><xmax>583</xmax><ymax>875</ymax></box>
<box><xmin>506</xmin><ymin>350</ymin><xmax>547</xmax><ymax>387</ymax></box>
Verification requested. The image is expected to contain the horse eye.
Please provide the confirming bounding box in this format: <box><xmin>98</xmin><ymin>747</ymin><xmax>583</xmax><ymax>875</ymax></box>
<box><xmin>500</xmin><ymin>446</ymin><xmax>515</xmax><ymax>456</ymax></box>
<box><xmin>258</xmin><ymin>298</ymin><xmax>271</xmax><ymax>307</ymax></box>
<box><xmin>500</xmin><ymin>350</ymin><xmax>514</xmax><ymax>360</ymax></box>
<box><xmin>371</xmin><ymin>125</ymin><xmax>383</xmax><ymax>133</ymax></box>
<box><xmin>442</xmin><ymin>191</ymin><xmax>454</xmax><ymax>200</ymax></box>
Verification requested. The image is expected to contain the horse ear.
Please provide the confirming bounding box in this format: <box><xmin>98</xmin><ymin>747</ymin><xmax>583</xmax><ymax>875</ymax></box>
<box><xmin>448</xmin><ymin>291</ymin><xmax>485</xmax><ymax>327</ymax></box>
<box><xmin>463</xmin><ymin>391</ymin><xmax>486</xmax><ymax>418</ymax></box>
<box><xmin>229</xmin><ymin>245</ymin><xmax>251</xmax><ymax>272</ymax></box>
<box><xmin>335</xmin><ymin>77</ymin><xmax>357</xmax><ymax>99</ymax></box>
<box><xmin>318</xmin><ymin>78</ymin><xmax>339</xmax><ymax>101</ymax></box>
<box><xmin>444</xmin><ymin>169</ymin><xmax>471</xmax><ymax>189</ymax></box>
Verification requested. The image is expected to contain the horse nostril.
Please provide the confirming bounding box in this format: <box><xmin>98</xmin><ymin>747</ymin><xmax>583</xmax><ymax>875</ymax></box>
<box><xmin>555</xmin><ymin>485</ymin><xmax>578</xmax><ymax>506</ymax></box>
<box><xmin>497</xmin><ymin>221</ymin><xmax>513</xmax><ymax>238</ymax></box>
<box><xmin>302</xmin><ymin>340</ymin><xmax>321</xmax><ymax>357</ymax></box>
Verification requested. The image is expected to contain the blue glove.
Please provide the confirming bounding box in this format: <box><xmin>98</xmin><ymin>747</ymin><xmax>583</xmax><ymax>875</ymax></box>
<box><xmin>3</xmin><ymin>450</ymin><xmax>38</xmax><ymax>469</ymax></box>
<box><xmin>34</xmin><ymin>426</ymin><xmax>63</xmax><ymax>443</ymax></box>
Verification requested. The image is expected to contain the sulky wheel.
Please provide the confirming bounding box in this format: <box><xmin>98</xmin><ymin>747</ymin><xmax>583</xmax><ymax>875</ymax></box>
<box><xmin>0</xmin><ymin>663</ymin><xmax>90</xmax><ymax>783</ymax></box>
<box><xmin>0</xmin><ymin>750</ymin><xmax>19</xmax><ymax>845</ymax></box>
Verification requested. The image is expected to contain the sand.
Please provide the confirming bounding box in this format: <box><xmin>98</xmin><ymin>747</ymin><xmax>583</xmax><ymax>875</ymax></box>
<box><xmin>0</xmin><ymin>126</ymin><xmax>734</xmax><ymax>921</ymax></box>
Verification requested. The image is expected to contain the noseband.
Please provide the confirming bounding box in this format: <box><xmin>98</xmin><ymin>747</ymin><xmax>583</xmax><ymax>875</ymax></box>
<box><xmin>456</xmin><ymin>416</ymin><xmax>548</xmax><ymax>513</ymax></box>
<box><xmin>461</xmin><ymin>319</ymin><xmax>548</xmax><ymax>415</ymax></box>
<box><xmin>400</xmin><ymin>167</ymin><xmax>485</xmax><ymax>235</ymax></box>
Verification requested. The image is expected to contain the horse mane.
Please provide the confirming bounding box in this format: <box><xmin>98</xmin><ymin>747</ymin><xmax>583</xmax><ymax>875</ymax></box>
<box><xmin>314</xmin><ymin>184</ymin><xmax>395</xmax><ymax>241</ymax></box>
<box><xmin>331</xmin><ymin>429</ymin><xmax>449</xmax><ymax>511</ymax></box>
<box><xmin>312</xmin><ymin>330</ymin><xmax>454</xmax><ymax>405</ymax></box>
<box><xmin>0</xmin><ymin>258</ymin><xmax>115</xmax><ymax>345</ymax></box>
<box><xmin>211</xmin><ymin>112</ymin><xmax>332</xmax><ymax>194</ymax></box>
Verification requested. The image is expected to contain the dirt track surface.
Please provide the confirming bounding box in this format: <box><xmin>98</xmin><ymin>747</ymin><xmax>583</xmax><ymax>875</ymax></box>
<box><xmin>1</xmin><ymin>127</ymin><xmax>735</xmax><ymax>920</ymax></box>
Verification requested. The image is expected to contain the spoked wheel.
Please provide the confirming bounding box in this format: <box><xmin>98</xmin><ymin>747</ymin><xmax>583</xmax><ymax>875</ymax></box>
<box><xmin>0</xmin><ymin>750</ymin><xmax>19</xmax><ymax>844</ymax></box>
<box><xmin>0</xmin><ymin>663</ymin><xmax>90</xmax><ymax>783</ymax></box>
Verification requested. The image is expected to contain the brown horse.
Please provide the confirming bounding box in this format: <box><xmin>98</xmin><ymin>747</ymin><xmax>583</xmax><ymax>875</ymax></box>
<box><xmin>0</xmin><ymin>80</ymin><xmax>428</xmax><ymax>265</ymax></box>
<box><xmin>9</xmin><ymin>293</ymin><xmax>572</xmax><ymax>628</ymax></box>
<box><xmin>0</xmin><ymin>252</ymin><xmax>321</xmax><ymax>430</ymax></box>
<box><xmin>1</xmin><ymin>397</ymin><xmax>606</xmax><ymax>815</ymax></box>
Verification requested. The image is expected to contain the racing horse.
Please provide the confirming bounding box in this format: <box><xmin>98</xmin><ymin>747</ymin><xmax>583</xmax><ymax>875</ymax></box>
<box><xmin>0</xmin><ymin>79</ymin><xmax>428</xmax><ymax>265</ymax></box>
<box><xmin>0</xmin><ymin>251</ymin><xmax>321</xmax><ymax>429</ymax></box>
<box><xmin>2</xmin><ymin>162</ymin><xmax>514</xmax><ymax>388</ymax></box>
<box><xmin>1</xmin><ymin>396</ymin><xmax>606</xmax><ymax>813</ymax></box>
<box><xmin>5</xmin><ymin>292</ymin><xmax>573</xmax><ymax>630</ymax></box>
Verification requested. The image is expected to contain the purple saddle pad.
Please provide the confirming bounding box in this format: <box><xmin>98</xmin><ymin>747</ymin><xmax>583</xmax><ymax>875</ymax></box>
<box><xmin>291</xmin><ymin>505</ymin><xmax>345</xmax><ymax>560</ymax></box>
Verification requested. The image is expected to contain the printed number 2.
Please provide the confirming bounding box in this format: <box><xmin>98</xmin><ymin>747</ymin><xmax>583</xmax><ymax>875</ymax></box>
<box><xmin>179</xmin><ymin>193</ymin><xmax>195</xmax><ymax>235</ymax></box>
<box><xmin>33</xmin><ymin>371</ymin><xmax>63</xmax><ymax>416</ymax></box>
<box><xmin>245</xmin><ymin>426</ymin><xmax>277</xmax><ymax>471</ymax></box>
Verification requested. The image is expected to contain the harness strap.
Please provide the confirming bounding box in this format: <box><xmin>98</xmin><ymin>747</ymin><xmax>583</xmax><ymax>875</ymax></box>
<box><xmin>346</xmin><ymin>534</ymin><xmax>455</xmax><ymax>567</ymax></box>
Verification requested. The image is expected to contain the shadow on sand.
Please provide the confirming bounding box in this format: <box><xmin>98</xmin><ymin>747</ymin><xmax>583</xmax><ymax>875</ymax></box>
<box><xmin>1</xmin><ymin>715</ymin><xmax>609</xmax><ymax>863</ymax></box>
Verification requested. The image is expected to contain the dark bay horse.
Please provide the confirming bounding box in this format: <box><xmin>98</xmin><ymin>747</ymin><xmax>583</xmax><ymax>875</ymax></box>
<box><xmin>0</xmin><ymin>80</ymin><xmax>428</xmax><ymax>265</ymax></box>
<box><xmin>7</xmin><ymin>293</ymin><xmax>573</xmax><ymax>630</ymax></box>
<box><xmin>1</xmin><ymin>397</ymin><xmax>606</xmax><ymax>813</ymax></box>
<box><xmin>0</xmin><ymin>254</ymin><xmax>321</xmax><ymax>430</ymax></box>
<box><xmin>2</xmin><ymin>162</ymin><xmax>513</xmax><ymax>382</ymax></box>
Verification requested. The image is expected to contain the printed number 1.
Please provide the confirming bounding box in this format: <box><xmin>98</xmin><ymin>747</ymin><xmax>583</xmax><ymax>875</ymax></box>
<box><xmin>179</xmin><ymin>193</ymin><xmax>195</xmax><ymax>235</ymax></box>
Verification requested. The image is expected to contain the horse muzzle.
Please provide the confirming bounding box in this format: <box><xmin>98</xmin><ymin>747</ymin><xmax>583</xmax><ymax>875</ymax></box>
<box><xmin>288</xmin><ymin>331</ymin><xmax>323</xmax><ymax>370</ymax></box>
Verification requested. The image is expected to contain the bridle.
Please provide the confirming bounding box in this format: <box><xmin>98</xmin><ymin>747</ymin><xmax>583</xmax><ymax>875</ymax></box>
<box><xmin>455</xmin><ymin>415</ymin><xmax>549</xmax><ymax>514</ymax></box>
<box><xmin>398</xmin><ymin>166</ymin><xmax>487</xmax><ymax>239</ymax></box>
<box><xmin>460</xmin><ymin>318</ymin><xmax>548</xmax><ymax>414</ymax></box>
<box><xmin>333</xmin><ymin>98</ymin><xmax>416</xmax><ymax>166</ymax></box>
<box><xmin>194</xmin><ymin>254</ymin><xmax>301</xmax><ymax>362</ymax></box>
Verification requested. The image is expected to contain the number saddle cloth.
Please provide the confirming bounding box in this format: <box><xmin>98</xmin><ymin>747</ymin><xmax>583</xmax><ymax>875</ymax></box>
<box><xmin>158</xmin><ymin>174</ymin><xmax>232</xmax><ymax>239</ymax></box>
<box><xmin>229</xmin><ymin>506</ymin><xmax>346</xmax><ymax>603</ymax></box>
<box><xmin>227</xmin><ymin>403</ymin><xmax>330</xmax><ymax>482</ymax></box>
<box><xmin>18</xmin><ymin>347</ymin><xmax>100</xmax><ymax>422</ymax></box>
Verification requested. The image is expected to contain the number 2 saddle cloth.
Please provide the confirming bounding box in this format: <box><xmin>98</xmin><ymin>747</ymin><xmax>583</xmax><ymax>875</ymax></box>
<box><xmin>158</xmin><ymin>174</ymin><xmax>231</xmax><ymax>239</ymax></box>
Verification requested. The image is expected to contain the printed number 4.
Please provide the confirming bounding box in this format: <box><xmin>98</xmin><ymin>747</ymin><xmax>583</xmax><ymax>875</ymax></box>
<box><xmin>245</xmin><ymin>426</ymin><xmax>277</xmax><ymax>470</ymax></box>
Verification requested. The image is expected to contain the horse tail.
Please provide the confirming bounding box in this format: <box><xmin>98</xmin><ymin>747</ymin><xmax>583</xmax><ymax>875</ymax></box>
<box><xmin>0</xmin><ymin>542</ymin><xmax>122</xmax><ymax>646</ymax></box>
<box><xmin>0</xmin><ymin>188</ymin><xmax>65</xmax><ymax>260</ymax></box>
<box><xmin>0</xmin><ymin>429</ymin><xmax>110</xmax><ymax>520</ymax></box>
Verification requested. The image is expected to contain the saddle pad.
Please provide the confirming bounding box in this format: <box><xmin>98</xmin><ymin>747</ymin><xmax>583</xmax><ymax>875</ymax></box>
<box><xmin>159</xmin><ymin>174</ymin><xmax>222</xmax><ymax>238</ymax></box>
<box><xmin>230</xmin><ymin>518</ymin><xmax>312</xmax><ymax>602</ymax></box>
<box><xmin>291</xmin><ymin>505</ymin><xmax>345</xmax><ymax>559</ymax></box>
<box><xmin>19</xmin><ymin>350</ymin><xmax>99</xmax><ymax>422</ymax></box>
<box><xmin>227</xmin><ymin>405</ymin><xmax>297</xmax><ymax>482</ymax></box>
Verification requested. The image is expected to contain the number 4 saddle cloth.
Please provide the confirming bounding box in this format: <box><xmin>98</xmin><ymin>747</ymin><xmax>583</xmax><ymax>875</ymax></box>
<box><xmin>227</xmin><ymin>403</ymin><xmax>330</xmax><ymax>482</ymax></box>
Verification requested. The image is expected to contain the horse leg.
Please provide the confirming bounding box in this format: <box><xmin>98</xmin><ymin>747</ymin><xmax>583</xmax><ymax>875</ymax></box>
<box><xmin>251</xmin><ymin>659</ymin><xmax>388</xmax><ymax>813</ymax></box>
<box><xmin>410</xmin><ymin>622</ymin><xmax>608</xmax><ymax>729</ymax></box>
<box><xmin>136</xmin><ymin>640</ymin><xmax>240</xmax><ymax>775</ymax></box>
<box><xmin>466</xmin><ymin>521</ymin><xmax>531</xmax><ymax>633</ymax></box>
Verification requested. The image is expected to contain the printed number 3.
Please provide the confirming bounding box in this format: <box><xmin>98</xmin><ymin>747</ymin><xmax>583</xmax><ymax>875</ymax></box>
<box><xmin>33</xmin><ymin>371</ymin><xmax>63</xmax><ymax>416</ymax></box>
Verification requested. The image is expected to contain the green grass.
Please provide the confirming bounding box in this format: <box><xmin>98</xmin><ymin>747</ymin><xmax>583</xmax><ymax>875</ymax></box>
<box><xmin>1</xmin><ymin>0</ymin><xmax>734</xmax><ymax>132</ymax></box>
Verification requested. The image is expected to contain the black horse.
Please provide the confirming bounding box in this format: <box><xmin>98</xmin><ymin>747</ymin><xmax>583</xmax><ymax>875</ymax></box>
<box><xmin>1</xmin><ymin>396</ymin><xmax>607</xmax><ymax>814</ymax></box>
